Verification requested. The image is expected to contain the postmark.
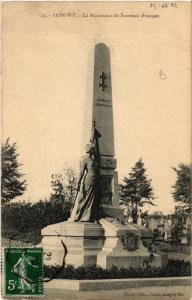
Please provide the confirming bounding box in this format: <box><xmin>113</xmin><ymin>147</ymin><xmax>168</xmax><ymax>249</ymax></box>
<box><xmin>3</xmin><ymin>247</ymin><xmax>43</xmax><ymax>297</ymax></box>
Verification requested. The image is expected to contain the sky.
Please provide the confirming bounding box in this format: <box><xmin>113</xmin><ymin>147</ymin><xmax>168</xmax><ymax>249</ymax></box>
<box><xmin>2</xmin><ymin>2</ymin><xmax>191</xmax><ymax>213</ymax></box>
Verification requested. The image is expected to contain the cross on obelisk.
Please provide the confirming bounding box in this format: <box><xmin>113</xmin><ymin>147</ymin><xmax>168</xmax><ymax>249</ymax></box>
<box><xmin>99</xmin><ymin>72</ymin><xmax>107</xmax><ymax>91</ymax></box>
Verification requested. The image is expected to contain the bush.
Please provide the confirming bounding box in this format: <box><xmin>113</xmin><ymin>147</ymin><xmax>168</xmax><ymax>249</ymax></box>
<box><xmin>43</xmin><ymin>260</ymin><xmax>191</xmax><ymax>280</ymax></box>
<box><xmin>2</xmin><ymin>199</ymin><xmax>71</xmax><ymax>241</ymax></box>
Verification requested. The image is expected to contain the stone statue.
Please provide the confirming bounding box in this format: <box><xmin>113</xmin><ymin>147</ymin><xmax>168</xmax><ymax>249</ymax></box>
<box><xmin>69</xmin><ymin>142</ymin><xmax>101</xmax><ymax>223</ymax></box>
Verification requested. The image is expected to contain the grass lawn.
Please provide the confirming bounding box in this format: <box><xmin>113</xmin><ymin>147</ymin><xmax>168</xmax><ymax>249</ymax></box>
<box><xmin>1</xmin><ymin>237</ymin><xmax>35</xmax><ymax>248</ymax></box>
<box><xmin>142</xmin><ymin>238</ymin><xmax>191</xmax><ymax>261</ymax></box>
<box><xmin>1</xmin><ymin>228</ymin><xmax>41</xmax><ymax>246</ymax></box>
<box><xmin>152</xmin><ymin>241</ymin><xmax>191</xmax><ymax>261</ymax></box>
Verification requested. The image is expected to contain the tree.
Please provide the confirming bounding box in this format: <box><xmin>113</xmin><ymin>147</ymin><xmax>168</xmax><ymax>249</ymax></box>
<box><xmin>119</xmin><ymin>159</ymin><xmax>155</xmax><ymax>223</ymax></box>
<box><xmin>50</xmin><ymin>165</ymin><xmax>78</xmax><ymax>208</ymax></box>
<box><xmin>1</xmin><ymin>139</ymin><xmax>27</xmax><ymax>204</ymax></box>
<box><xmin>172</xmin><ymin>164</ymin><xmax>191</xmax><ymax>212</ymax></box>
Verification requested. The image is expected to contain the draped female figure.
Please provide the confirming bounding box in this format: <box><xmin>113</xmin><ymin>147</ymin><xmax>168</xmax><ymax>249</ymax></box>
<box><xmin>69</xmin><ymin>144</ymin><xmax>101</xmax><ymax>223</ymax></box>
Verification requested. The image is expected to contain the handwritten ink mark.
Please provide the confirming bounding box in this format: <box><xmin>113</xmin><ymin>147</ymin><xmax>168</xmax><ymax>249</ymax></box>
<box><xmin>159</xmin><ymin>70</ymin><xmax>167</xmax><ymax>80</ymax></box>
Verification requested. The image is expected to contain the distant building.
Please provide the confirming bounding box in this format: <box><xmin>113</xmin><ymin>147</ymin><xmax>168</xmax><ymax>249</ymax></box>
<box><xmin>146</xmin><ymin>207</ymin><xmax>191</xmax><ymax>244</ymax></box>
<box><xmin>146</xmin><ymin>212</ymin><xmax>165</xmax><ymax>230</ymax></box>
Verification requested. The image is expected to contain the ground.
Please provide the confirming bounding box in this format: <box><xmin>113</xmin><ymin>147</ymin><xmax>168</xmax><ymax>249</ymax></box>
<box><xmin>151</xmin><ymin>241</ymin><xmax>191</xmax><ymax>261</ymax></box>
<box><xmin>1</xmin><ymin>237</ymin><xmax>34</xmax><ymax>248</ymax></box>
<box><xmin>1</xmin><ymin>286</ymin><xmax>191</xmax><ymax>300</ymax></box>
<box><xmin>44</xmin><ymin>286</ymin><xmax>191</xmax><ymax>300</ymax></box>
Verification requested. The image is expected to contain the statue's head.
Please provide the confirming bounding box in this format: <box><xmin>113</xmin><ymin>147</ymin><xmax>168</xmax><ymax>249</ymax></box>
<box><xmin>85</xmin><ymin>143</ymin><xmax>95</xmax><ymax>155</ymax></box>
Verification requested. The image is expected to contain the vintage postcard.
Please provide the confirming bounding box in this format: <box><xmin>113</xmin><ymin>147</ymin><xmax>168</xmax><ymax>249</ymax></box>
<box><xmin>1</xmin><ymin>1</ymin><xmax>191</xmax><ymax>299</ymax></box>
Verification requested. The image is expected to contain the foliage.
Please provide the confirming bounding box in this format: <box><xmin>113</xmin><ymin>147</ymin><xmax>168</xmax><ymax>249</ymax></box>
<box><xmin>2</xmin><ymin>166</ymin><xmax>77</xmax><ymax>243</ymax></box>
<box><xmin>171</xmin><ymin>223</ymin><xmax>184</xmax><ymax>243</ymax></box>
<box><xmin>50</xmin><ymin>166</ymin><xmax>77</xmax><ymax>209</ymax></box>
<box><xmin>172</xmin><ymin>164</ymin><xmax>192</xmax><ymax>212</ymax></box>
<box><xmin>119</xmin><ymin>159</ymin><xmax>155</xmax><ymax>223</ymax></box>
<box><xmin>44</xmin><ymin>260</ymin><xmax>191</xmax><ymax>280</ymax></box>
<box><xmin>151</xmin><ymin>241</ymin><xmax>191</xmax><ymax>255</ymax></box>
<box><xmin>1</xmin><ymin>138</ymin><xmax>27</xmax><ymax>204</ymax></box>
<box><xmin>140</xmin><ymin>210</ymin><xmax>149</xmax><ymax>225</ymax></box>
<box><xmin>2</xmin><ymin>199</ymin><xmax>71</xmax><ymax>242</ymax></box>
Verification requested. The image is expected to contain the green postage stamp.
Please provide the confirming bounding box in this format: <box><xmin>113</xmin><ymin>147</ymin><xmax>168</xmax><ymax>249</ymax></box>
<box><xmin>3</xmin><ymin>247</ymin><xmax>43</xmax><ymax>297</ymax></box>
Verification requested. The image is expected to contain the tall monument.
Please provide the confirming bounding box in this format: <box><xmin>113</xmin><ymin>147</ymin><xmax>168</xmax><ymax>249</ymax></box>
<box><xmin>92</xmin><ymin>43</ymin><xmax>120</xmax><ymax>212</ymax></box>
<box><xmin>41</xmin><ymin>43</ymin><xmax>162</xmax><ymax>270</ymax></box>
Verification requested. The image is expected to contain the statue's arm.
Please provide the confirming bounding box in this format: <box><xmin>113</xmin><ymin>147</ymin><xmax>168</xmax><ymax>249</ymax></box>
<box><xmin>77</xmin><ymin>158</ymin><xmax>87</xmax><ymax>188</ymax></box>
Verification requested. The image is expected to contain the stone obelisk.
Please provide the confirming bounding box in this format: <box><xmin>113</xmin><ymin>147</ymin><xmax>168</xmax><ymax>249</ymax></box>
<box><xmin>93</xmin><ymin>43</ymin><xmax>114</xmax><ymax>156</ymax></box>
<box><xmin>92</xmin><ymin>43</ymin><xmax>120</xmax><ymax>214</ymax></box>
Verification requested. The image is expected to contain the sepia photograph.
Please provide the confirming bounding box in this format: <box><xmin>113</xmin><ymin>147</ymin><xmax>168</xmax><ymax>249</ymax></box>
<box><xmin>1</xmin><ymin>1</ymin><xmax>191</xmax><ymax>299</ymax></box>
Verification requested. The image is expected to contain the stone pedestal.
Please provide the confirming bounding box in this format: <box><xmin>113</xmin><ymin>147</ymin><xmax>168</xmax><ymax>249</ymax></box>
<box><xmin>97</xmin><ymin>218</ymin><xmax>162</xmax><ymax>269</ymax></box>
<box><xmin>41</xmin><ymin>221</ymin><xmax>104</xmax><ymax>267</ymax></box>
<box><xmin>41</xmin><ymin>218</ymin><xmax>163</xmax><ymax>270</ymax></box>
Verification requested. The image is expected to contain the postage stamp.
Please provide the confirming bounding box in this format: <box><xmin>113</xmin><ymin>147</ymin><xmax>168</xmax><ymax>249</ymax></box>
<box><xmin>3</xmin><ymin>247</ymin><xmax>43</xmax><ymax>297</ymax></box>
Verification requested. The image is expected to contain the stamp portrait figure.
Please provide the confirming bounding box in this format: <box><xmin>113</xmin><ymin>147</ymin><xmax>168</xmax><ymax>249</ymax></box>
<box><xmin>12</xmin><ymin>250</ymin><xmax>39</xmax><ymax>294</ymax></box>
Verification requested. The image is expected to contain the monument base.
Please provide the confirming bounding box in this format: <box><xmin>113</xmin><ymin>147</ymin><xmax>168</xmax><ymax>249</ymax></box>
<box><xmin>41</xmin><ymin>221</ymin><xmax>104</xmax><ymax>267</ymax></box>
<box><xmin>97</xmin><ymin>218</ymin><xmax>162</xmax><ymax>269</ymax></box>
<box><xmin>41</xmin><ymin>218</ymin><xmax>163</xmax><ymax>270</ymax></box>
